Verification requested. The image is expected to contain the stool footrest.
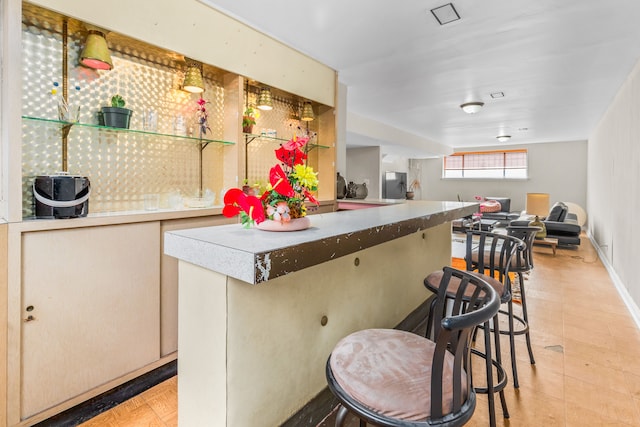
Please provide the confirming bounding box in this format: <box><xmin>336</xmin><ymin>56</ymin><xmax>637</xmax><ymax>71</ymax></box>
<box><xmin>470</xmin><ymin>348</ymin><xmax>509</xmax><ymax>395</ymax></box>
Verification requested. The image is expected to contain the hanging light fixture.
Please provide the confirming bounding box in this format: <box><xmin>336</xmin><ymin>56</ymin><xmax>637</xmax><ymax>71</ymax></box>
<box><xmin>80</xmin><ymin>25</ymin><xmax>113</xmax><ymax>70</ymax></box>
<box><xmin>183</xmin><ymin>58</ymin><xmax>205</xmax><ymax>93</ymax></box>
<box><xmin>460</xmin><ymin>101</ymin><xmax>484</xmax><ymax>114</ymax></box>
<box><xmin>496</xmin><ymin>135</ymin><xmax>511</xmax><ymax>142</ymax></box>
<box><xmin>256</xmin><ymin>87</ymin><xmax>273</xmax><ymax>110</ymax></box>
<box><xmin>301</xmin><ymin>101</ymin><xmax>315</xmax><ymax>121</ymax></box>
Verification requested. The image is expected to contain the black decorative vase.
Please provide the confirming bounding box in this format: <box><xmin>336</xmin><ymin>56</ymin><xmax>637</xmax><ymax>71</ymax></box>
<box><xmin>336</xmin><ymin>172</ymin><xmax>347</xmax><ymax>199</ymax></box>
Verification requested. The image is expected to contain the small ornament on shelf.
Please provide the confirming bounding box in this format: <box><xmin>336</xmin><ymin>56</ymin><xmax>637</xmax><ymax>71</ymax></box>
<box><xmin>195</xmin><ymin>97</ymin><xmax>211</xmax><ymax>138</ymax></box>
<box><xmin>51</xmin><ymin>81</ymin><xmax>80</xmax><ymax>123</ymax></box>
<box><xmin>242</xmin><ymin>105</ymin><xmax>259</xmax><ymax>134</ymax></box>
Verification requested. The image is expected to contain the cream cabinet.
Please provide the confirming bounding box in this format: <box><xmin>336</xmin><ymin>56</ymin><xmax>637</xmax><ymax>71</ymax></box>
<box><xmin>20</xmin><ymin>223</ymin><xmax>161</xmax><ymax>419</ymax></box>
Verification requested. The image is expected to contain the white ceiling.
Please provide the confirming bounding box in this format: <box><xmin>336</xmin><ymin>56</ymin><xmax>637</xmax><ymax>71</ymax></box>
<box><xmin>200</xmin><ymin>0</ymin><xmax>640</xmax><ymax>156</ymax></box>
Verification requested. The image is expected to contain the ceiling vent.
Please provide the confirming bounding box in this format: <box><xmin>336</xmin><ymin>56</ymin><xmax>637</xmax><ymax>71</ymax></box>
<box><xmin>431</xmin><ymin>3</ymin><xmax>461</xmax><ymax>25</ymax></box>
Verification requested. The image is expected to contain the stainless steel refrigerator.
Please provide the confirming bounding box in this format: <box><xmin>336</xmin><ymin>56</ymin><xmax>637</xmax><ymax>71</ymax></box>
<box><xmin>382</xmin><ymin>171</ymin><xmax>407</xmax><ymax>199</ymax></box>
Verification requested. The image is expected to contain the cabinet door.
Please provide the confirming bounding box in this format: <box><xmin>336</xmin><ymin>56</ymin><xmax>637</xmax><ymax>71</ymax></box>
<box><xmin>21</xmin><ymin>223</ymin><xmax>160</xmax><ymax>419</ymax></box>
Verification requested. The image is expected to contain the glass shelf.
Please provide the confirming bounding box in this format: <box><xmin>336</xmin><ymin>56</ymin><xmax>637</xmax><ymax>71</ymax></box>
<box><xmin>243</xmin><ymin>132</ymin><xmax>330</xmax><ymax>149</ymax></box>
<box><xmin>22</xmin><ymin>116</ymin><xmax>235</xmax><ymax>146</ymax></box>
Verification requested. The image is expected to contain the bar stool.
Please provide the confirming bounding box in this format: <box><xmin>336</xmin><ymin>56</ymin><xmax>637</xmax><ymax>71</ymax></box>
<box><xmin>326</xmin><ymin>267</ymin><xmax>500</xmax><ymax>427</ymax></box>
<box><xmin>425</xmin><ymin>231</ymin><xmax>523</xmax><ymax>427</ymax></box>
<box><xmin>505</xmin><ymin>225</ymin><xmax>541</xmax><ymax>382</ymax></box>
<box><xmin>465</xmin><ymin>230</ymin><xmax>528</xmax><ymax>389</ymax></box>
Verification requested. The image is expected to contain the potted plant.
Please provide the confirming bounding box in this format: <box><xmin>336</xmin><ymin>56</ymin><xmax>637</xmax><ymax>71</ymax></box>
<box><xmin>242</xmin><ymin>106</ymin><xmax>258</xmax><ymax>134</ymax></box>
<box><xmin>101</xmin><ymin>94</ymin><xmax>133</xmax><ymax>129</ymax></box>
<box><xmin>406</xmin><ymin>179</ymin><xmax>420</xmax><ymax>200</ymax></box>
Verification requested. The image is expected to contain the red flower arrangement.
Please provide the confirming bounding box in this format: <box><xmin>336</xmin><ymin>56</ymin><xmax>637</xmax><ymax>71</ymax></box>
<box><xmin>223</xmin><ymin>134</ymin><xmax>320</xmax><ymax>228</ymax></box>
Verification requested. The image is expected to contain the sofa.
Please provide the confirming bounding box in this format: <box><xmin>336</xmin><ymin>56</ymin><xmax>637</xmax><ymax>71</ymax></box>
<box><xmin>477</xmin><ymin>197</ymin><xmax>520</xmax><ymax>224</ymax></box>
<box><xmin>511</xmin><ymin>201</ymin><xmax>581</xmax><ymax>246</ymax></box>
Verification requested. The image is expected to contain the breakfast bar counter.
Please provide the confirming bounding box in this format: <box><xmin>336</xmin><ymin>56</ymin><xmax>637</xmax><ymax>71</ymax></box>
<box><xmin>164</xmin><ymin>200</ymin><xmax>476</xmax><ymax>426</ymax></box>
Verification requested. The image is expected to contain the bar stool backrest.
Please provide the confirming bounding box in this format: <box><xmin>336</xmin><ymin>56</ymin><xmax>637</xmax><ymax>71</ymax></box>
<box><xmin>465</xmin><ymin>230</ymin><xmax>525</xmax><ymax>288</ymax></box>
<box><xmin>506</xmin><ymin>226</ymin><xmax>541</xmax><ymax>271</ymax></box>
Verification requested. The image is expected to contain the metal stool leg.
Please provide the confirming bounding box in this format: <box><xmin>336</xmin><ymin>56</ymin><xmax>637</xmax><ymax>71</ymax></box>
<box><xmin>491</xmin><ymin>313</ymin><xmax>510</xmax><ymax>419</ymax></box>
<box><xmin>335</xmin><ymin>405</ymin><xmax>349</xmax><ymax>427</ymax></box>
<box><xmin>519</xmin><ymin>272</ymin><xmax>536</xmax><ymax>364</ymax></box>
<box><xmin>507</xmin><ymin>298</ymin><xmax>519</xmax><ymax>388</ymax></box>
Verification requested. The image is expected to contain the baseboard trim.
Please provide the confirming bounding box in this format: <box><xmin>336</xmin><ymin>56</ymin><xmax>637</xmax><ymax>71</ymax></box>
<box><xmin>280</xmin><ymin>298</ymin><xmax>431</xmax><ymax>427</ymax></box>
<box><xmin>588</xmin><ymin>231</ymin><xmax>640</xmax><ymax>330</ymax></box>
<box><xmin>32</xmin><ymin>360</ymin><xmax>177</xmax><ymax>427</ymax></box>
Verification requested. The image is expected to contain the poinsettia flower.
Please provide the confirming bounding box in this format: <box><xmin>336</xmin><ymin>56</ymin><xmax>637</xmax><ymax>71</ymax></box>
<box><xmin>269</xmin><ymin>164</ymin><xmax>296</xmax><ymax>198</ymax></box>
<box><xmin>281</xmin><ymin>135</ymin><xmax>309</xmax><ymax>151</ymax></box>
<box><xmin>275</xmin><ymin>146</ymin><xmax>307</xmax><ymax>166</ymax></box>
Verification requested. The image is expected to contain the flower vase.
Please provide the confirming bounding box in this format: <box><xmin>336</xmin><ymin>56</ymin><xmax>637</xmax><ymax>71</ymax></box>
<box><xmin>256</xmin><ymin>217</ymin><xmax>311</xmax><ymax>232</ymax></box>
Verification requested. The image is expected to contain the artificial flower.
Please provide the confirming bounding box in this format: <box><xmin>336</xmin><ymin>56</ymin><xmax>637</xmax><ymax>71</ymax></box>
<box><xmin>275</xmin><ymin>146</ymin><xmax>307</xmax><ymax>166</ymax></box>
<box><xmin>292</xmin><ymin>164</ymin><xmax>318</xmax><ymax>189</ymax></box>
<box><xmin>222</xmin><ymin>188</ymin><xmax>265</xmax><ymax>227</ymax></box>
<box><xmin>282</xmin><ymin>135</ymin><xmax>309</xmax><ymax>150</ymax></box>
<box><xmin>195</xmin><ymin>97</ymin><xmax>210</xmax><ymax>136</ymax></box>
<box><xmin>223</xmin><ymin>133</ymin><xmax>320</xmax><ymax>226</ymax></box>
<box><xmin>269</xmin><ymin>164</ymin><xmax>296</xmax><ymax>198</ymax></box>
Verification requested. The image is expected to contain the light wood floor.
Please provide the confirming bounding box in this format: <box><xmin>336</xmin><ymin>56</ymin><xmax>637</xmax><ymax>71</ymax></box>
<box><xmin>79</xmin><ymin>235</ymin><xmax>640</xmax><ymax>426</ymax></box>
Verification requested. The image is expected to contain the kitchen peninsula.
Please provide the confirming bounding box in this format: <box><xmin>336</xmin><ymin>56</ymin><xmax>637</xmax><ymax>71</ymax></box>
<box><xmin>165</xmin><ymin>200</ymin><xmax>476</xmax><ymax>426</ymax></box>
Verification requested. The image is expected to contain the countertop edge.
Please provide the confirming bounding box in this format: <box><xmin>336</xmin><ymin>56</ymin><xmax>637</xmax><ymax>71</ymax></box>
<box><xmin>165</xmin><ymin>201</ymin><xmax>477</xmax><ymax>285</ymax></box>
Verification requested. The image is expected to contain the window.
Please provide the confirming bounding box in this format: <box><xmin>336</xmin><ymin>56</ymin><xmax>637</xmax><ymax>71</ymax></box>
<box><xmin>443</xmin><ymin>149</ymin><xmax>527</xmax><ymax>179</ymax></box>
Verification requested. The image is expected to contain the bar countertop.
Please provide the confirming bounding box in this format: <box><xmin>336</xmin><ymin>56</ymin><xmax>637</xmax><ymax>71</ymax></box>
<box><xmin>164</xmin><ymin>200</ymin><xmax>477</xmax><ymax>284</ymax></box>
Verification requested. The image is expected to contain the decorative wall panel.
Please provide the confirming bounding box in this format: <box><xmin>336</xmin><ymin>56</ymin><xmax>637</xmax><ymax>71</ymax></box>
<box><xmin>21</xmin><ymin>8</ymin><xmax>228</xmax><ymax>217</ymax></box>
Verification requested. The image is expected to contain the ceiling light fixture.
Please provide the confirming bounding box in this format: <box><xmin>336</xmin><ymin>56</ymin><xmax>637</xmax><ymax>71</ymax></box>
<box><xmin>80</xmin><ymin>25</ymin><xmax>113</xmax><ymax>70</ymax></box>
<box><xmin>256</xmin><ymin>87</ymin><xmax>273</xmax><ymax>110</ymax></box>
<box><xmin>183</xmin><ymin>58</ymin><xmax>205</xmax><ymax>93</ymax></box>
<box><xmin>496</xmin><ymin>135</ymin><xmax>511</xmax><ymax>142</ymax></box>
<box><xmin>431</xmin><ymin>3</ymin><xmax>461</xmax><ymax>25</ymax></box>
<box><xmin>460</xmin><ymin>102</ymin><xmax>484</xmax><ymax>114</ymax></box>
<box><xmin>301</xmin><ymin>101</ymin><xmax>315</xmax><ymax>121</ymax></box>
<box><xmin>490</xmin><ymin>92</ymin><xmax>505</xmax><ymax>99</ymax></box>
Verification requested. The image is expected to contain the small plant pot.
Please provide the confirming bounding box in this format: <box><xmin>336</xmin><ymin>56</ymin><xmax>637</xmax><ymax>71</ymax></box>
<box><xmin>101</xmin><ymin>107</ymin><xmax>133</xmax><ymax>129</ymax></box>
<box><xmin>242</xmin><ymin>125</ymin><xmax>254</xmax><ymax>134</ymax></box>
<box><xmin>406</xmin><ymin>191</ymin><xmax>415</xmax><ymax>200</ymax></box>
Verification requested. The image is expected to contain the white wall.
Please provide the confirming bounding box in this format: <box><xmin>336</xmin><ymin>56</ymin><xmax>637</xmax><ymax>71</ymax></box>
<box><xmin>335</xmin><ymin>83</ymin><xmax>348</xmax><ymax>178</ymax></box>
<box><xmin>346</xmin><ymin>147</ymin><xmax>381</xmax><ymax>199</ymax></box>
<box><xmin>415</xmin><ymin>140</ymin><xmax>588</xmax><ymax>213</ymax></box>
<box><xmin>588</xmin><ymin>58</ymin><xmax>640</xmax><ymax>310</ymax></box>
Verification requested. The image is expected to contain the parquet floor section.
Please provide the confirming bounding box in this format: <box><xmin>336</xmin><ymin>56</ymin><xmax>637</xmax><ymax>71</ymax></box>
<box><xmin>81</xmin><ymin>234</ymin><xmax>640</xmax><ymax>426</ymax></box>
<box><xmin>78</xmin><ymin>376</ymin><xmax>177</xmax><ymax>427</ymax></box>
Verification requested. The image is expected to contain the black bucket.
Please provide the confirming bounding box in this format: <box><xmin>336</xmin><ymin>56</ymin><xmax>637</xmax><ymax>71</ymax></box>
<box><xmin>33</xmin><ymin>175</ymin><xmax>91</xmax><ymax>219</ymax></box>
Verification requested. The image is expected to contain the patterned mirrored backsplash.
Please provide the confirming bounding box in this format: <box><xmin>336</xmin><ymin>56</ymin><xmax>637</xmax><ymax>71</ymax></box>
<box><xmin>21</xmin><ymin>9</ymin><xmax>227</xmax><ymax>217</ymax></box>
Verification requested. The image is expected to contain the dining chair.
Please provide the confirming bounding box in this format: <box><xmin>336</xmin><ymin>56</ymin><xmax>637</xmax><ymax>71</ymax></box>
<box><xmin>325</xmin><ymin>267</ymin><xmax>500</xmax><ymax>427</ymax></box>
